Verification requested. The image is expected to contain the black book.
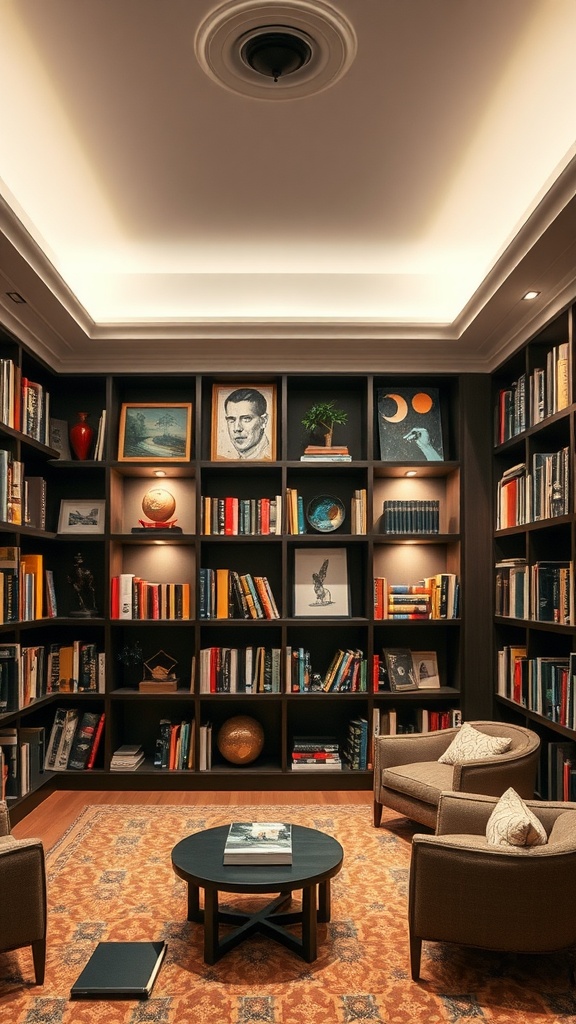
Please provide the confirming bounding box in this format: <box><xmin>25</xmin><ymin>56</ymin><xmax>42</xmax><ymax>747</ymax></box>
<box><xmin>70</xmin><ymin>940</ymin><xmax>167</xmax><ymax>1000</ymax></box>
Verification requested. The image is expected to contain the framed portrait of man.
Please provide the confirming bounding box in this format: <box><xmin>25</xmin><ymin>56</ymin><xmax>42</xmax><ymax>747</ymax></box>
<box><xmin>211</xmin><ymin>384</ymin><xmax>277</xmax><ymax>461</ymax></box>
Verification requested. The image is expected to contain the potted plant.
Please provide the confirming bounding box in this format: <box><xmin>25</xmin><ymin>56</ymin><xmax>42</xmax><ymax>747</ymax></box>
<box><xmin>301</xmin><ymin>401</ymin><xmax>348</xmax><ymax>447</ymax></box>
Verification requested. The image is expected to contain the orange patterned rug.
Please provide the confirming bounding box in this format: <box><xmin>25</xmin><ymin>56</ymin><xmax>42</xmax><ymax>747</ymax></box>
<box><xmin>1</xmin><ymin>803</ymin><xmax>575</xmax><ymax>1024</ymax></box>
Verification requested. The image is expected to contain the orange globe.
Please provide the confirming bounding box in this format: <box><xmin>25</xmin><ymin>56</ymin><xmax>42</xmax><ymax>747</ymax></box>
<box><xmin>217</xmin><ymin>715</ymin><xmax>264</xmax><ymax>765</ymax></box>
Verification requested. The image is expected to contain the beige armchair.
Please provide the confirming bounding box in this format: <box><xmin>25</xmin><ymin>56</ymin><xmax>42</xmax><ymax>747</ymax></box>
<box><xmin>0</xmin><ymin>800</ymin><xmax>47</xmax><ymax>984</ymax></box>
<box><xmin>373</xmin><ymin>721</ymin><xmax>540</xmax><ymax>829</ymax></box>
<box><xmin>409</xmin><ymin>790</ymin><xmax>576</xmax><ymax>980</ymax></box>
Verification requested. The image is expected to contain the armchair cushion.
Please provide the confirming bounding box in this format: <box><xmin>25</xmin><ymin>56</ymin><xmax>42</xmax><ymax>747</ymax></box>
<box><xmin>486</xmin><ymin>786</ymin><xmax>547</xmax><ymax>847</ymax></box>
<box><xmin>381</xmin><ymin>760</ymin><xmax>454</xmax><ymax>805</ymax></box>
<box><xmin>438</xmin><ymin>722</ymin><xmax>511</xmax><ymax>764</ymax></box>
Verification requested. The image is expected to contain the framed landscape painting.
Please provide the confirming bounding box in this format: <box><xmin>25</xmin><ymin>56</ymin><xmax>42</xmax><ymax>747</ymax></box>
<box><xmin>118</xmin><ymin>403</ymin><xmax>192</xmax><ymax>462</ymax></box>
<box><xmin>211</xmin><ymin>384</ymin><xmax>276</xmax><ymax>462</ymax></box>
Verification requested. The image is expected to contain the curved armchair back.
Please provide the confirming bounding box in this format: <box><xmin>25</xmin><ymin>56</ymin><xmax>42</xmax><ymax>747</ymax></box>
<box><xmin>409</xmin><ymin>791</ymin><xmax>576</xmax><ymax>980</ymax></box>
<box><xmin>373</xmin><ymin>721</ymin><xmax>540</xmax><ymax>829</ymax></box>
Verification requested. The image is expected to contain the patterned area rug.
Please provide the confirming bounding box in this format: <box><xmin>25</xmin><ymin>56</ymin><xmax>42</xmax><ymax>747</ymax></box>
<box><xmin>1</xmin><ymin>803</ymin><xmax>575</xmax><ymax>1023</ymax></box>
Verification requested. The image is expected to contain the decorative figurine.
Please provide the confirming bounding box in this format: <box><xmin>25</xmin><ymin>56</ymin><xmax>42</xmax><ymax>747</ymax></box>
<box><xmin>132</xmin><ymin>486</ymin><xmax>182</xmax><ymax>532</ymax></box>
<box><xmin>67</xmin><ymin>552</ymin><xmax>98</xmax><ymax>617</ymax></box>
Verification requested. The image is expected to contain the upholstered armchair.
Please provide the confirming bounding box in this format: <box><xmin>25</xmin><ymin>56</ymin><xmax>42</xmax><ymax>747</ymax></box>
<box><xmin>408</xmin><ymin>790</ymin><xmax>576</xmax><ymax>980</ymax></box>
<box><xmin>0</xmin><ymin>800</ymin><xmax>47</xmax><ymax>984</ymax></box>
<box><xmin>373</xmin><ymin>721</ymin><xmax>540</xmax><ymax>829</ymax></box>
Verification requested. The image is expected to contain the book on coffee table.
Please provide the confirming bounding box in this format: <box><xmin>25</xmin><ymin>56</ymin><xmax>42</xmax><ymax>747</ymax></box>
<box><xmin>223</xmin><ymin>822</ymin><xmax>292</xmax><ymax>865</ymax></box>
<box><xmin>70</xmin><ymin>940</ymin><xmax>166</xmax><ymax>999</ymax></box>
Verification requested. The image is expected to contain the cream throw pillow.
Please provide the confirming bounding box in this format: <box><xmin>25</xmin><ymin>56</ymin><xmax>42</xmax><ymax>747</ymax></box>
<box><xmin>486</xmin><ymin>787</ymin><xmax>547</xmax><ymax>847</ymax></box>
<box><xmin>438</xmin><ymin>722</ymin><xmax>512</xmax><ymax>765</ymax></box>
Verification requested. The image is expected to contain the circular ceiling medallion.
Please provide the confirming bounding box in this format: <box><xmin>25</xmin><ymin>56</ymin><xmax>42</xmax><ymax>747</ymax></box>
<box><xmin>195</xmin><ymin>0</ymin><xmax>357</xmax><ymax>100</ymax></box>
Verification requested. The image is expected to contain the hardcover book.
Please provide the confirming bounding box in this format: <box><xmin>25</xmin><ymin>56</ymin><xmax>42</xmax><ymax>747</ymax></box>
<box><xmin>70</xmin><ymin>940</ymin><xmax>166</xmax><ymax>999</ymax></box>
<box><xmin>377</xmin><ymin>387</ymin><xmax>444</xmax><ymax>462</ymax></box>
<box><xmin>223</xmin><ymin>822</ymin><xmax>292</xmax><ymax>864</ymax></box>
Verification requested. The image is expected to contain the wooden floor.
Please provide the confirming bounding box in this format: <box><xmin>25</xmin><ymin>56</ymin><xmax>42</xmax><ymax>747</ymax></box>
<box><xmin>11</xmin><ymin>789</ymin><xmax>373</xmax><ymax>849</ymax></box>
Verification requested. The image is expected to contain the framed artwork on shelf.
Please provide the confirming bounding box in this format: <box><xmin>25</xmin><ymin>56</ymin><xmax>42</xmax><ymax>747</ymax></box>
<box><xmin>377</xmin><ymin>386</ymin><xmax>444</xmax><ymax>462</ymax></box>
<box><xmin>383</xmin><ymin>648</ymin><xmax>419</xmax><ymax>691</ymax></box>
<box><xmin>58</xmin><ymin>499</ymin><xmax>106</xmax><ymax>534</ymax></box>
<box><xmin>211</xmin><ymin>383</ymin><xmax>276</xmax><ymax>461</ymax></box>
<box><xmin>49</xmin><ymin>418</ymin><xmax>72</xmax><ymax>460</ymax></box>
<box><xmin>293</xmin><ymin>547</ymin><xmax>349</xmax><ymax>617</ymax></box>
<box><xmin>411</xmin><ymin>650</ymin><xmax>441</xmax><ymax>688</ymax></box>
<box><xmin>118</xmin><ymin>403</ymin><xmax>192</xmax><ymax>462</ymax></box>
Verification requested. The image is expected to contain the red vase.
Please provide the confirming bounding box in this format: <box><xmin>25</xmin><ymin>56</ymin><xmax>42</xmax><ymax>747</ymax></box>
<box><xmin>70</xmin><ymin>412</ymin><xmax>94</xmax><ymax>460</ymax></box>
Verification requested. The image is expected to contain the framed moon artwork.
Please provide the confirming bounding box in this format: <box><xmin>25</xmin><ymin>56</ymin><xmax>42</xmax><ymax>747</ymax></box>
<box><xmin>376</xmin><ymin>387</ymin><xmax>444</xmax><ymax>462</ymax></box>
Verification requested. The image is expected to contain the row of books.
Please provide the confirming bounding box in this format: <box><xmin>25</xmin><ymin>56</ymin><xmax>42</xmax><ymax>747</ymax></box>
<box><xmin>0</xmin><ymin>451</ymin><xmax>47</xmax><ymax>529</ymax></box>
<box><xmin>372</xmin><ymin>706</ymin><xmax>462</xmax><ymax>743</ymax></box>
<box><xmin>547</xmin><ymin>740</ymin><xmax>576</xmax><ymax>801</ymax></box>
<box><xmin>198</xmin><ymin>568</ymin><xmax>279</xmax><ymax>619</ymax></box>
<box><xmin>494</xmin><ymin>559</ymin><xmax>573</xmax><ymax>623</ymax></box>
<box><xmin>0</xmin><ymin>547</ymin><xmax>46</xmax><ymax>623</ymax></box>
<box><xmin>381</xmin><ymin>499</ymin><xmax>440</xmax><ymax>534</ymax></box>
<box><xmin>0</xmin><ymin>359</ymin><xmax>51</xmax><ymax>445</ymax></box>
<box><xmin>496</xmin><ymin>447</ymin><xmax>569</xmax><ymax>530</ymax></box>
<box><xmin>0</xmin><ymin>725</ymin><xmax>46</xmax><ymax>800</ymax></box>
<box><xmin>200</xmin><ymin>495</ymin><xmax>282</xmax><ymax>535</ymax></box>
<box><xmin>374</xmin><ymin>576</ymin><xmax>459</xmax><ymax>620</ymax></box>
<box><xmin>199</xmin><ymin>646</ymin><xmax>283</xmax><ymax>693</ymax></box>
<box><xmin>320</xmin><ymin>648</ymin><xmax>367</xmax><ymax>692</ymax></box>
<box><xmin>110</xmin><ymin>574</ymin><xmax>191</xmax><ymax>619</ymax></box>
<box><xmin>44</xmin><ymin>709</ymin><xmax>105</xmax><ymax>772</ymax></box>
<box><xmin>153</xmin><ymin>719</ymin><xmax>195</xmax><ymax>770</ymax></box>
<box><xmin>0</xmin><ymin>640</ymin><xmax>103</xmax><ymax>712</ymax></box>
<box><xmin>495</xmin><ymin>342</ymin><xmax>571</xmax><ymax>444</ymax></box>
<box><xmin>497</xmin><ymin>646</ymin><xmax>576</xmax><ymax>730</ymax></box>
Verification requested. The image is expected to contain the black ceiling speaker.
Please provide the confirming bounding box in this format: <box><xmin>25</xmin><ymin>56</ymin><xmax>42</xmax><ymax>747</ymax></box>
<box><xmin>241</xmin><ymin>31</ymin><xmax>312</xmax><ymax>82</ymax></box>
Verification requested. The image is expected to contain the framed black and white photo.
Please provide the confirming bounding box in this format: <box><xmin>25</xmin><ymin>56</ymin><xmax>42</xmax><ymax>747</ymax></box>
<box><xmin>293</xmin><ymin>547</ymin><xmax>349</xmax><ymax>617</ymax></box>
<box><xmin>411</xmin><ymin>650</ymin><xmax>441</xmax><ymax>688</ymax></box>
<box><xmin>118</xmin><ymin>402</ymin><xmax>192</xmax><ymax>462</ymax></box>
<box><xmin>58</xmin><ymin>499</ymin><xmax>105</xmax><ymax>534</ymax></box>
<box><xmin>211</xmin><ymin>384</ymin><xmax>276</xmax><ymax>461</ymax></box>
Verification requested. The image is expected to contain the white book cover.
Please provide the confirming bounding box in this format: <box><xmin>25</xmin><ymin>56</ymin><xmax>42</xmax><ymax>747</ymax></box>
<box><xmin>223</xmin><ymin>822</ymin><xmax>292</xmax><ymax>864</ymax></box>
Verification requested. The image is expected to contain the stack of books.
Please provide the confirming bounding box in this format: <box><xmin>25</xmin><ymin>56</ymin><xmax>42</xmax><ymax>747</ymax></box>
<box><xmin>110</xmin><ymin>744</ymin><xmax>145</xmax><ymax>771</ymax></box>
<box><xmin>300</xmin><ymin>445</ymin><xmax>351</xmax><ymax>462</ymax></box>
<box><xmin>291</xmin><ymin>735</ymin><xmax>342</xmax><ymax>770</ymax></box>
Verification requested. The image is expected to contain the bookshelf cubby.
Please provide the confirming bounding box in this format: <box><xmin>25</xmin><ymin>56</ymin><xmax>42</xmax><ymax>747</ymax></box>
<box><xmin>0</xmin><ymin>341</ymin><xmax>495</xmax><ymax>819</ymax></box>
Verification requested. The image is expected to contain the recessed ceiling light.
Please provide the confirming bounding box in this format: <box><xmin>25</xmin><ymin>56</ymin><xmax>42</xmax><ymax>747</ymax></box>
<box><xmin>522</xmin><ymin>290</ymin><xmax>540</xmax><ymax>301</ymax></box>
<box><xmin>405</xmin><ymin>470</ymin><xmax>417</xmax><ymax>478</ymax></box>
<box><xmin>6</xmin><ymin>291</ymin><xmax>26</xmax><ymax>304</ymax></box>
<box><xmin>154</xmin><ymin>470</ymin><xmax>167</xmax><ymax>477</ymax></box>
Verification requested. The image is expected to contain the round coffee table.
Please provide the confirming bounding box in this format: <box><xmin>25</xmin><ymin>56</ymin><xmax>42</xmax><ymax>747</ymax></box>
<box><xmin>171</xmin><ymin>824</ymin><xmax>343</xmax><ymax>964</ymax></box>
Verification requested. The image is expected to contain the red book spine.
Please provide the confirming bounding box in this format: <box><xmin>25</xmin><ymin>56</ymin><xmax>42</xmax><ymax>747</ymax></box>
<box><xmin>110</xmin><ymin>576</ymin><xmax>119</xmax><ymax>618</ymax></box>
<box><xmin>260</xmin><ymin>498</ymin><xmax>270</xmax><ymax>535</ymax></box>
<box><xmin>86</xmin><ymin>713</ymin><xmax>105</xmax><ymax>769</ymax></box>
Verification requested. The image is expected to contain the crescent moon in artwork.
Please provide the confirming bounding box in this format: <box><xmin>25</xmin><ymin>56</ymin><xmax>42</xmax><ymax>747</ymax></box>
<box><xmin>382</xmin><ymin>393</ymin><xmax>409</xmax><ymax>423</ymax></box>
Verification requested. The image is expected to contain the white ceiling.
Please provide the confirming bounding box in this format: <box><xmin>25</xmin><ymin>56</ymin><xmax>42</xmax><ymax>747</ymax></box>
<box><xmin>1</xmin><ymin>0</ymin><xmax>576</xmax><ymax>373</ymax></box>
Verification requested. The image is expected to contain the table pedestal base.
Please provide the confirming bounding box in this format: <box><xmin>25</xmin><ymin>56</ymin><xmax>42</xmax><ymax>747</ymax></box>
<box><xmin>187</xmin><ymin>879</ymin><xmax>332</xmax><ymax>964</ymax></box>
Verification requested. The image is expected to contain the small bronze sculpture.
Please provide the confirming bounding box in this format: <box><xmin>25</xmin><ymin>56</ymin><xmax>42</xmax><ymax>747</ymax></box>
<box><xmin>67</xmin><ymin>552</ymin><xmax>98</xmax><ymax>616</ymax></box>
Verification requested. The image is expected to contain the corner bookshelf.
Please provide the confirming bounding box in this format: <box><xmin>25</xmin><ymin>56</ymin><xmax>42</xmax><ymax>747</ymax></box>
<box><xmin>0</xmin><ymin>338</ymin><xmax>495</xmax><ymax>820</ymax></box>
<box><xmin>492</xmin><ymin>304</ymin><xmax>576</xmax><ymax>798</ymax></box>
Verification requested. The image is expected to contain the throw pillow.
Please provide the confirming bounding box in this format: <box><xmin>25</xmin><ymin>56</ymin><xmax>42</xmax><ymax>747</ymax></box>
<box><xmin>486</xmin><ymin>787</ymin><xmax>548</xmax><ymax>847</ymax></box>
<box><xmin>438</xmin><ymin>722</ymin><xmax>511</xmax><ymax>764</ymax></box>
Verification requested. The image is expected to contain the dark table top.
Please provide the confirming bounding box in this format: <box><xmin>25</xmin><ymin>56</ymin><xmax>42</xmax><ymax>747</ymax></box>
<box><xmin>172</xmin><ymin>824</ymin><xmax>344</xmax><ymax>893</ymax></box>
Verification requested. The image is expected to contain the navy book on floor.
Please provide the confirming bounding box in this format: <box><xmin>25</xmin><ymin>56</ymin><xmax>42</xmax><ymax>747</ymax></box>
<box><xmin>70</xmin><ymin>941</ymin><xmax>167</xmax><ymax>1000</ymax></box>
